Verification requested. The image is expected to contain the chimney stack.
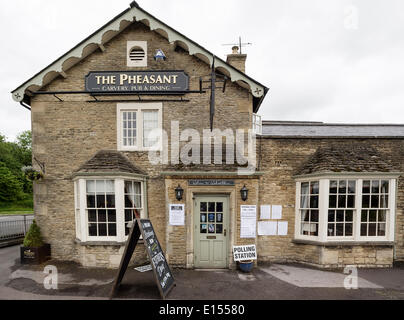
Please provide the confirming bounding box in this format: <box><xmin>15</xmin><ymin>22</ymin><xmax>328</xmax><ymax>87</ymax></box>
<box><xmin>226</xmin><ymin>46</ymin><xmax>247</xmax><ymax>73</ymax></box>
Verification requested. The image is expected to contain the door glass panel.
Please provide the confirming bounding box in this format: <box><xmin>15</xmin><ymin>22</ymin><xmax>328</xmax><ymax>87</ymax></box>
<box><xmin>200</xmin><ymin>202</ymin><xmax>207</xmax><ymax>212</ymax></box>
<box><xmin>208</xmin><ymin>224</ymin><xmax>215</xmax><ymax>234</ymax></box>
<box><xmin>200</xmin><ymin>224</ymin><xmax>207</xmax><ymax>234</ymax></box>
<box><xmin>208</xmin><ymin>203</ymin><xmax>215</xmax><ymax>212</ymax></box>
<box><xmin>216</xmin><ymin>224</ymin><xmax>223</xmax><ymax>234</ymax></box>
<box><xmin>200</xmin><ymin>213</ymin><xmax>207</xmax><ymax>223</ymax></box>
<box><xmin>217</xmin><ymin>213</ymin><xmax>223</xmax><ymax>223</ymax></box>
<box><xmin>216</xmin><ymin>202</ymin><xmax>223</xmax><ymax>212</ymax></box>
<box><xmin>208</xmin><ymin>213</ymin><xmax>215</xmax><ymax>222</ymax></box>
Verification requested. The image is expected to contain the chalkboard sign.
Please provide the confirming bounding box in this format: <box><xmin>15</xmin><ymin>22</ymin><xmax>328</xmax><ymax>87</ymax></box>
<box><xmin>140</xmin><ymin>220</ymin><xmax>175</xmax><ymax>298</ymax></box>
<box><xmin>110</xmin><ymin>219</ymin><xmax>175</xmax><ymax>300</ymax></box>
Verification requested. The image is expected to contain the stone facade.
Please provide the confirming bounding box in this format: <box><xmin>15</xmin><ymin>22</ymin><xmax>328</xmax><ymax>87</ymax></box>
<box><xmin>28</xmin><ymin>19</ymin><xmax>404</xmax><ymax>270</ymax></box>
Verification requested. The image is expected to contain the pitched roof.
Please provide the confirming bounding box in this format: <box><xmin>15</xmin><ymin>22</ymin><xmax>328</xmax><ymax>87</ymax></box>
<box><xmin>296</xmin><ymin>144</ymin><xmax>397</xmax><ymax>176</ymax></box>
<box><xmin>11</xmin><ymin>1</ymin><xmax>268</xmax><ymax>112</ymax></box>
<box><xmin>74</xmin><ymin>150</ymin><xmax>147</xmax><ymax>176</ymax></box>
<box><xmin>262</xmin><ymin>121</ymin><xmax>404</xmax><ymax>138</ymax></box>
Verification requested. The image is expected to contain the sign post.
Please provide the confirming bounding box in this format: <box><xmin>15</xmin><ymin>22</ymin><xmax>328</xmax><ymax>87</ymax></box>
<box><xmin>110</xmin><ymin>219</ymin><xmax>176</xmax><ymax>300</ymax></box>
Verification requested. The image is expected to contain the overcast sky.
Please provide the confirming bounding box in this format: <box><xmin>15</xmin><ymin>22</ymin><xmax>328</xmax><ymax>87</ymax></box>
<box><xmin>1</xmin><ymin>0</ymin><xmax>403</xmax><ymax>141</ymax></box>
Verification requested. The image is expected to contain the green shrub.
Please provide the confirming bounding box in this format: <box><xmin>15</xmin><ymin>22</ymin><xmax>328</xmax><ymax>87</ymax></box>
<box><xmin>23</xmin><ymin>220</ymin><xmax>44</xmax><ymax>247</ymax></box>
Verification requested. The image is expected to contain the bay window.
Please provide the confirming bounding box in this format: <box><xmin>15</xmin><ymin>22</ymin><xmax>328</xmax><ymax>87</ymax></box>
<box><xmin>295</xmin><ymin>175</ymin><xmax>397</xmax><ymax>243</ymax></box>
<box><xmin>74</xmin><ymin>177</ymin><xmax>147</xmax><ymax>243</ymax></box>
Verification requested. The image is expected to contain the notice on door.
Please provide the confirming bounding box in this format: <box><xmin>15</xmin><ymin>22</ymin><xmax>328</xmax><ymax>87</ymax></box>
<box><xmin>169</xmin><ymin>204</ymin><xmax>185</xmax><ymax>226</ymax></box>
<box><xmin>233</xmin><ymin>245</ymin><xmax>257</xmax><ymax>261</ymax></box>
<box><xmin>240</xmin><ymin>205</ymin><xmax>257</xmax><ymax>238</ymax></box>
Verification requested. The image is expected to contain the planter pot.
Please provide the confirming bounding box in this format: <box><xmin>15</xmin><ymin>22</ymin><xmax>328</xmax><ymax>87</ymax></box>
<box><xmin>20</xmin><ymin>244</ymin><xmax>51</xmax><ymax>265</ymax></box>
<box><xmin>238</xmin><ymin>260</ymin><xmax>254</xmax><ymax>273</ymax></box>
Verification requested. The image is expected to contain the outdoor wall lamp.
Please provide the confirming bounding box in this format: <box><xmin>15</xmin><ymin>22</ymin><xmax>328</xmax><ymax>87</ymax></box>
<box><xmin>240</xmin><ymin>185</ymin><xmax>249</xmax><ymax>202</ymax></box>
<box><xmin>175</xmin><ymin>185</ymin><xmax>184</xmax><ymax>201</ymax></box>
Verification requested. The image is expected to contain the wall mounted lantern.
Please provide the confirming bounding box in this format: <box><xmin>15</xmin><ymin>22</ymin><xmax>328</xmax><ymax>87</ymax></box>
<box><xmin>175</xmin><ymin>185</ymin><xmax>184</xmax><ymax>201</ymax></box>
<box><xmin>240</xmin><ymin>185</ymin><xmax>249</xmax><ymax>202</ymax></box>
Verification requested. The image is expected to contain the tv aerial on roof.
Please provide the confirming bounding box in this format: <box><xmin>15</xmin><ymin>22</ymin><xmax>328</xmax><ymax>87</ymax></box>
<box><xmin>222</xmin><ymin>36</ymin><xmax>252</xmax><ymax>54</ymax></box>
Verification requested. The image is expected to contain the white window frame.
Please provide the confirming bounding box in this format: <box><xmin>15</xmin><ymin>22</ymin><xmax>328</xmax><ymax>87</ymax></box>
<box><xmin>295</xmin><ymin>175</ymin><xmax>397</xmax><ymax>243</ymax></box>
<box><xmin>74</xmin><ymin>177</ymin><xmax>147</xmax><ymax>243</ymax></box>
<box><xmin>117</xmin><ymin>103</ymin><xmax>163</xmax><ymax>152</ymax></box>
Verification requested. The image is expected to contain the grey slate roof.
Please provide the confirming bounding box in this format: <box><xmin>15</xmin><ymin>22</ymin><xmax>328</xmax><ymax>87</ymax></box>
<box><xmin>75</xmin><ymin>150</ymin><xmax>146</xmax><ymax>175</ymax></box>
<box><xmin>262</xmin><ymin>121</ymin><xmax>404</xmax><ymax>138</ymax></box>
<box><xmin>296</xmin><ymin>144</ymin><xmax>396</xmax><ymax>176</ymax></box>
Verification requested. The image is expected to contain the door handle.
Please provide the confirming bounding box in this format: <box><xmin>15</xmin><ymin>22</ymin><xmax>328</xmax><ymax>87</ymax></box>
<box><xmin>224</xmin><ymin>229</ymin><xmax>227</xmax><ymax>237</ymax></box>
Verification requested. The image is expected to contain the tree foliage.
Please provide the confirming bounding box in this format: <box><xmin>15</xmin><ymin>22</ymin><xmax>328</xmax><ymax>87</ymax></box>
<box><xmin>0</xmin><ymin>131</ymin><xmax>33</xmax><ymax>205</ymax></box>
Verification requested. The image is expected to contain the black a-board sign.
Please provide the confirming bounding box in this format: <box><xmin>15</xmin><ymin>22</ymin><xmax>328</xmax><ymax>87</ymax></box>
<box><xmin>110</xmin><ymin>219</ymin><xmax>175</xmax><ymax>300</ymax></box>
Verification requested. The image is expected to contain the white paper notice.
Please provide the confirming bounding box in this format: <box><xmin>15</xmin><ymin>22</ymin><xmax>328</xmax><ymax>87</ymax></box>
<box><xmin>258</xmin><ymin>221</ymin><xmax>277</xmax><ymax>236</ymax></box>
<box><xmin>278</xmin><ymin>221</ymin><xmax>288</xmax><ymax>236</ymax></box>
<box><xmin>169</xmin><ymin>204</ymin><xmax>185</xmax><ymax>226</ymax></box>
<box><xmin>240</xmin><ymin>206</ymin><xmax>257</xmax><ymax>238</ymax></box>
<box><xmin>260</xmin><ymin>205</ymin><xmax>271</xmax><ymax>220</ymax></box>
<box><xmin>271</xmin><ymin>205</ymin><xmax>283</xmax><ymax>220</ymax></box>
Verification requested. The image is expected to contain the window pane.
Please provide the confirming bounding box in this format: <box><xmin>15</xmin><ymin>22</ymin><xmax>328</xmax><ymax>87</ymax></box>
<box><xmin>125</xmin><ymin>195</ymin><xmax>134</xmax><ymax>208</ymax></box>
<box><xmin>348</xmin><ymin>181</ymin><xmax>356</xmax><ymax>194</ymax></box>
<box><xmin>208</xmin><ymin>203</ymin><xmax>215</xmax><ymax>212</ymax></box>
<box><xmin>310</xmin><ymin>196</ymin><xmax>319</xmax><ymax>209</ymax></box>
<box><xmin>106</xmin><ymin>195</ymin><xmax>115</xmax><ymax>208</ymax></box>
<box><xmin>369</xmin><ymin>210</ymin><xmax>377</xmax><ymax>222</ymax></box>
<box><xmin>208</xmin><ymin>213</ymin><xmax>215</xmax><ymax>223</ymax></box>
<box><xmin>345</xmin><ymin>223</ymin><xmax>353</xmax><ymax>236</ymax></box>
<box><xmin>217</xmin><ymin>213</ymin><xmax>223</xmax><ymax>223</ymax></box>
<box><xmin>125</xmin><ymin>209</ymin><xmax>133</xmax><ymax>222</ymax></box>
<box><xmin>328</xmin><ymin>210</ymin><xmax>335</xmax><ymax>222</ymax></box>
<box><xmin>200</xmin><ymin>213</ymin><xmax>207</xmax><ymax>223</ymax></box>
<box><xmin>371</xmin><ymin>195</ymin><xmax>379</xmax><ymax>208</ymax></box>
<box><xmin>347</xmin><ymin>195</ymin><xmax>355</xmax><ymax>208</ymax></box>
<box><xmin>361</xmin><ymin>224</ymin><xmax>367</xmax><ymax>236</ymax></box>
<box><xmin>372</xmin><ymin>181</ymin><xmax>380</xmax><ymax>194</ymax></box>
<box><xmin>216</xmin><ymin>203</ymin><xmax>223</xmax><ymax>212</ymax></box>
<box><xmin>368</xmin><ymin>223</ymin><xmax>377</xmax><ymax>236</ymax></box>
<box><xmin>96</xmin><ymin>180</ymin><xmax>105</xmax><ymax>193</ymax></box>
<box><xmin>86</xmin><ymin>180</ymin><xmax>96</xmax><ymax>193</ymax></box>
<box><xmin>201</xmin><ymin>224</ymin><xmax>207</xmax><ymax>234</ymax></box>
<box><xmin>336</xmin><ymin>223</ymin><xmax>344</xmax><ymax>236</ymax></box>
<box><xmin>98</xmin><ymin>210</ymin><xmax>107</xmax><ymax>222</ymax></box>
<box><xmin>208</xmin><ymin>224</ymin><xmax>215</xmax><ymax>234</ymax></box>
<box><xmin>336</xmin><ymin>210</ymin><xmax>344</xmax><ymax>222</ymax></box>
<box><xmin>143</xmin><ymin>111</ymin><xmax>159</xmax><ymax>148</ymax></box>
<box><xmin>338</xmin><ymin>195</ymin><xmax>346</xmax><ymax>208</ymax></box>
<box><xmin>378</xmin><ymin>210</ymin><xmax>387</xmax><ymax>222</ymax></box>
<box><xmin>363</xmin><ymin>180</ymin><xmax>370</xmax><ymax>194</ymax></box>
<box><xmin>108</xmin><ymin>224</ymin><xmax>117</xmax><ymax>237</ymax></box>
<box><xmin>381</xmin><ymin>180</ymin><xmax>389</xmax><ymax>194</ymax></box>
<box><xmin>329</xmin><ymin>195</ymin><xmax>337</xmax><ymax>208</ymax></box>
<box><xmin>381</xmin><ymin>195</ymin><xmax>389</xmax><ymax>209</ymax></box>
<box><xmin>89</xmin><ymin>224</ymin><xmax>97</xmax><ymax>236</ymax></box>
<box><xmin>87</xmin><ymin>195</ymin><xmax>96</xmax><ymax>208</ymax></box>
<box><xmin>329</xmin><ymin>181</ymin><xmax>338</xmax><ymax>194</ymax></box>
<box><xmin>311</xmin><ymin>210</ymin><xmax>319</xmax><ymax>222</ymax></box>
<box><xmin>200</xmin><ymin>202</ymin><xmax>207</xmax><ymax>212</ymax></box>
<box><xmin>311</xmin><ymin>182</ymin><xmax>319</xmax><ymax>195</ymax></box>
<box><xmin>301</xmin><ymin>183</ymin><xmax>309</xmax><ymax>195</ymax></box>
<box><xmin>301</xmin><ymin>210</ymin><xmax>310</xmax><ymax>222</ymax></box>
<box><xmin>301</xmin><ymin>195</ymin><xmax>309</xmax><ymax>208</ymax></box>
<box><xmin>99</xmin><ymin>224</ymin><xmax>107</xmax><ymax>237</ymax></box>
<box><xmin>97</xmin><ymin>195</ymin><xmax>106</xmax><ymax>208</ymax></box>
<box><xmin>216</xmin><ymin>224</ymin><xmax>223</xmax><ymax>234</ymax></box>
<box><xmin>378</xmin><ymin>223</ymin><xmax>386</xmax><ymax>237</ymax></box>
<box><xmin>328</xmin><ymin>224</ymin><xmax>335</xmax><ymax>236</ymax></box>
<box><xmin>88</xmin><ymin>210</ymin><xmax>97</xmax><ymax>222</ymax></box>
<box><xmin>108</xmin><ymin>210</ymin><xmax>116</xmax><ymax>223</ymax></box>
<box><xmin>339</xmin><ymin>180</ymin><xmax>346</xmax><ymax>194</ymax></box>
<box><xmin>362</xmin><ymin>195</ymin><xmax>370</xmax><ymax>208</ymax></box>
<box><xmin>361</xmin><ymin>210</ymin><xmax>368</xmax><ymax>222</ymax></box>
<box><xmin>345</xmin><ymin>210</ymin><xmax>353</xmax><ymax>222</ymax></box>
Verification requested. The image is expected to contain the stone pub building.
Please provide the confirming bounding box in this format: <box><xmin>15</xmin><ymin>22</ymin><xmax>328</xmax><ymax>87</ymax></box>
<box><xmin>11</xmin><ymin>2</ymin><xmax>404</xmax><ymax>269</ymax></box>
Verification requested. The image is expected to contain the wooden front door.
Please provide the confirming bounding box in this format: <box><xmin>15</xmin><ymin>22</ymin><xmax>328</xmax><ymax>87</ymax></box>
<box><xmin>194</xmin><ymin>196</ymin><xmax>229</xmax><ymax>269</ymax></box>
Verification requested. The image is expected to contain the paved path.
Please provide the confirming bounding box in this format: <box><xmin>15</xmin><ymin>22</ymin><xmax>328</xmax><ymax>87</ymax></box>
<box><xmin>1</xmin><ymin>245</ymin><xmax>404</xmax><ymax>300</ymax></box>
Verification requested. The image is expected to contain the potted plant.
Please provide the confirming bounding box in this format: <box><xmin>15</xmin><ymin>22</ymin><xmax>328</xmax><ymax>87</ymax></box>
<box><xmin>238</xmin><ymin>260</ymin><xmax>254</xmax><ymax>273</ymax></box>
<box><xmin>20</xmin><ymin>220</ymin><xmax>51</xmax><ymax>265</ymax></box>
<box><xmin>22</xmin><ymin>166</ymin><xmax>44</xmax><ymax>181</ymax></box>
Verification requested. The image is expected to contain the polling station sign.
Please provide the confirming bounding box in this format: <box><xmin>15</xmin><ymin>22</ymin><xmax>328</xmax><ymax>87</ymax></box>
<box><xmin>233</xmin><ymin>245</ymin><xmax>257</xmax><ymax>262</ymax></box>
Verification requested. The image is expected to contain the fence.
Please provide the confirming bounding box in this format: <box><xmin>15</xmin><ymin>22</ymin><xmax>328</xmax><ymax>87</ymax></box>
<box><xmin>0</xmin><ymin>215</ymin><xmax>34</xmax><ymax>241</ymax></box>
